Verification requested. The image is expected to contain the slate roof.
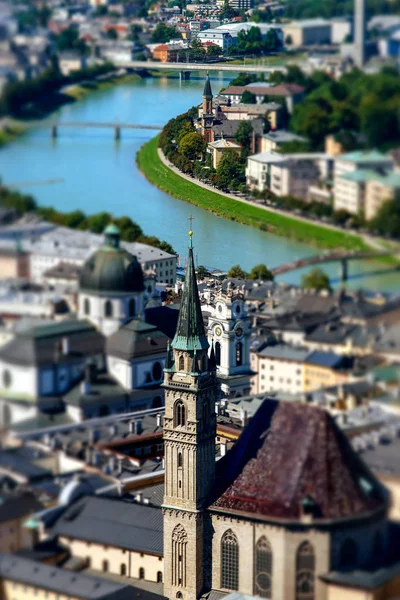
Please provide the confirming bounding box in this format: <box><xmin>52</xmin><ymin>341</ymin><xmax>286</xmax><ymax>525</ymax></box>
<box><xmin>210</xmin><ymin>399</ymin><xmax>386</xmax><ymax>522</ymax></box>
<box><xmin>213</xmin><ymin>118</ymin><xmax>264</xmax><ymax>139</ymax></box>
<box><xmin>305</xmin><ymin>350</ymin><xmax>353</xmax><ymax>370</ymax></box>
<box><xmin>51</xmin><ymin>495</ymin><xmax>163</xmax><ymax>555</ymax></box>
<box><xmin>0</xmin><ymin>319</ymin><xmax>104</xmax><ymax>367</ymax></box>
<box><xmin>106</xmin><ymin>319</ymin><xmax>168</xmax><ymax>360</ymax></box>
<box><xmin>0</xmin><ymin>553</ymin><xmax>148</xmax><ymax>600</ymax></box>
<box><xmin>0</xmin><ymin>490</ymin><xmax>42</xmax><ymax>523</ymax></box>
<box><xmin>172</xmin><ymin>244</ymin><xmax>209</xmax><ymax>352</ymax></box>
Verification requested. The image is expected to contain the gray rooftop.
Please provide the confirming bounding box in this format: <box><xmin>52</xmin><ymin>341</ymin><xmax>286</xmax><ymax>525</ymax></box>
<box><xmin>258</xmin><ymin>343</ymin><xmax>309</xmax><ymax>362</ymax></box>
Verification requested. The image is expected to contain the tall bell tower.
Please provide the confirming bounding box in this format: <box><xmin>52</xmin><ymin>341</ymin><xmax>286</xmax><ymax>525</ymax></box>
<box><xmin>201</xmin><ymin>74</ymin><xmax>214</xmax><ymax>144</ymax></box>
<box><xmin>163</xmin><ymin>226</ymin><xmax>218</xmax><ymax>600</ymax></box>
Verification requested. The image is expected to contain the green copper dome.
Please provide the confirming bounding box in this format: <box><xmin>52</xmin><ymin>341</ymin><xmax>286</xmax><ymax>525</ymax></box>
<box><xmin>79</xmin><ymin>226</ymin><xmax>145</xmax><ymax>295</ymax></box>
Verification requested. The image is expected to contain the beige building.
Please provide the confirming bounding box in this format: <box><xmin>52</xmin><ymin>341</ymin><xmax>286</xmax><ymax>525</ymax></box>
<box><xmin>250</xmin><ymin>343</ymin><xmax>308</xmax><ymax>395</ymax></box>
<box><xmin>208</xmin><ymin>139</ymin><xmax>241</xmax><ymax>169</ymax></box>
<box><xmin>246</xmin><ymin>152</ymin><xmax>332</xmax><ymax>200</ymax></box>
<box><xmin>283</xmin><ymin>18</ymin><xmax>331</xmax><ymax>46</ymax></box>
<box><xmin>0</xmin><ymin>249</ymin><xmax>29</xmax><ymax>280</ymax></box>
<box><xmin>0</xmin><ymin>553</ymin><xmax>137</xmax><ymax>600</ymax></box>
<box><xmin>303</xmin><ymin>351</ymin><xmax>354</xmax><ymax>392</ymax></box>
<box><xmin>365</xmin><ymin>172</ymin><xmax>400</xmax><ymax>221</ymax></box>
<box><xmin>261</xmin><ymin>130</ymin><xmax>307</xmax><ymax>153</ymax></box>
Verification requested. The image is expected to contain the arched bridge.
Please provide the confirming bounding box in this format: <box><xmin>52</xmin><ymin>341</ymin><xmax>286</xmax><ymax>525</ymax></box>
<box><xmin>272</xmin><ymin>250</ymin><xmax>398</xmax><ymax>283</ymax></box>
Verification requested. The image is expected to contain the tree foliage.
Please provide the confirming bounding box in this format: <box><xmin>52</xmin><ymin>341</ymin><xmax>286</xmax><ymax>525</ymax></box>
<box><xmin>301</xmin><ymin>268</ymin><xmax>331</xmax><ymax>291</ymax></box>
<box><xmin>179</xmin><ymin>132</ymin><xmax>206</xmax><ymax>160</ymax></box>
<box><xmin>196</xmin><ymin>265</ymin><xmax>211</xmax><ymax>280</ymax></box>
<box><xmin>248</xmin><ymin>264</ymin><xmax>274</xmax><ymax>280</ymax></box>
<box><xmin>241</xmin><ymin>90</ymin><xmax>256</xmax><ymax>104</ymax></box>
<box><xmin>227</xmin><ymin>265</ymin><xmax>248</xmax><ymax>278</ymax></box>
<box><xmin>151</xmin><ymin>23</ymin><xmax>180</xmax><ymax>43</ymax></box>
<box><xmin>216</xmin><ymin>149</ymin><xmax>245</xmax><ymax>190</ymax></box>
<box><xmin>369</xmin><ymin>195</ymin><xmax>400</xmax><ymax>238</ymax></box>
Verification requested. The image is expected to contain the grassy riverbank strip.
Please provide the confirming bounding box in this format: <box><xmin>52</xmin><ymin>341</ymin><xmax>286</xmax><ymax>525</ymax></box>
<box><xmin>137</xmin><ymin>136</ymin><xmax>371</xmax><ymax>252</ymax></box>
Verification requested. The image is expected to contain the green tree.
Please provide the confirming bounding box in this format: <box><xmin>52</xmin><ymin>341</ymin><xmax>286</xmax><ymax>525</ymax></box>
<box><xmin>106</xmin><ymin>29</ymin><xmax>118</xmax><ymax>40</ymax></box>
<box><xmin>151</xmin><ymin>23</ymin><xmax>179</xmax><ymax>43</ymax></box>
<box><xmin>263</xmin><ymin>111</ymin><xmax>271</xmax><ymax>134</ymax></box>
<box><xmin>235</xmin><ymin>120</ymin><xmax>253</xmax><ymax>157</ymax></box>
<box><xmin>369</xmin><ymin>194</ymin><xmax>400</xmax><ymax>238</ymax></box>
<box><xmin>249</xmin><ymin>264</ymin><xmax>274</xmax><ymax>280</ymax></box>
<box><xmin>216</xmin><ymin>149</ymin><xmax>245</xmax><ymax>190</ymax></box>
<box><xmin>301</xmin><ymin>268</ymin><xmax>331</xmax><ymax>292</ymax></box>
<box><xmin>179</xmin><ymin>132</ymin><xmax>206</xmax><ymax>161</ymax></box>
<box><xmin>227</xmin><ymin>265</ymin><xmax>248</xmax><ymax>278</ymax></box>
<box><xmin>241</xmin><ymin>90</ymin><xmax>256</xmax><ymax>104</ymax></box>
<box><xmin>196</xmin><ymin>265</ymin><xmax>211</xmax><ymax>280</ymax></box>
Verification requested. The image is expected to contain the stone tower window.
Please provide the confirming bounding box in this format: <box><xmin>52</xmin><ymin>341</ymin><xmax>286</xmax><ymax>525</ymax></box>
<box><xmin>172</xmin><ymin>524</ymin><xmax>188</xmax><ymax>587</ymax></box>
<box><xmin>215</xmin><ymin>342</ymin><xmax>221</xmax><ymax>366</ymax></box>
<box><xmin>104</xmin><ymin>300</ymin><xmax>113</xmax><ymax>318</ymax></box>
<box><xmin>221</xmin><ymin>529</ymin><xmax>239</xmax><ymax>591</ymax></box>
<box><xmin>295</xmin><ymin>541</ymin><xmax>315</xmax><ymax>600</ymax></box>
<box><xmin>178</xmin><ymin>452</ymin><xmax>183</xmax><ymax>467</ymax></box>
<box><xmin>129</xmin><ymin>298</ymin><xmax>136</xmax><ymax>317</ymax></box>
<box><xmin>84</xmin><ymin>298</ymin><xmax>90</xmax><ymax>316</ymax></box>
<box><xmin>254</xmin><ymin>536</ymin><xmax>272</xmax><ymax>598</ymax></box>
<box><xmin>174</xmin><ymin>401</ymin><xmax>186</xmax><ymax>427</ymax></box>
<box><xmin>179</xmin><ymin>355</ymin><xmax>185</xmax><ymax>371</ymax></box>
<box><xmin>139</xmin><ymin>567</ymin><xmax>145</xmax><ymax>579</ymax></box>
<box><xmin>157</xmin><ymin>572</ymin><xmax>163</xmax><ymax>583</ymax></box>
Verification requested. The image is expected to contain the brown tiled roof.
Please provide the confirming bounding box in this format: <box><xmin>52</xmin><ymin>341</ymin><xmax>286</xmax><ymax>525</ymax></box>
<box><xmin>264</xmin><ymin>83</ymin><xmax>305</xmax><ymax>96</ymax></box>
<box><xmin>220</xmin><ymin>86</ymin><xmax>246</xmax><ymax>95</ymax></box>
<box><xmin>210</xmin><ymin>400</ymin><xmax>386</xmax><ymax>522</ymax></box>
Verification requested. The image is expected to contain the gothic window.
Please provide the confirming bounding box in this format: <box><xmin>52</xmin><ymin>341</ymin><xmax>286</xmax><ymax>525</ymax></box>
<box><xmin>128</xmin><ymin>298</ymin><xmax>135</xmax><ymax>317</ymax></box>
<box><xmin>215</xmin><ymin>342</ymin><xmax>221</xmax><ymax>366</ymax></box>
<box><xmin>84</xmin><ymin>298</ymin><xmax>90</xmax><ymax>316</ymax></box>
<box><xmin>295</xmin><ymin>542</ymin><xmax>315</xmax><ymax>600</ymax></box>
<box><xmin>139</xmin><ymin>568</ymin><xmax>145</xmax><ymax>579</ymax></box>
<box><xmin>221</xmin><ymin>529</ymin><xmax>239</xmax><ymax>590</ymax></box>
<box><xmin>157</xmin><ymin>572</ymin><xmax>163</xmax><ymax>583</ymax></box>
<box><xmin>179</xmin><ymin>355</ymin><xmax>185</xmax><ymax>371</ymax></box>
<box><xmin>104</xmin><ymin>300</ymin><xmax>113</xmax><ymax>318</ymax></box>
<box><xmin>152</xmin><ymin>361</ymin><xmax>162</xmax><ymax>381</ymax></box>
<box><xmin>254</xmin><ymin>536</ymin><xmax>272</xmax><ymax>598</ymax></box>
<box><xmin>339</xmin><ymin>539</ymin><xmax>357</xmax><ymax>569</ymax></box>
<box><xmin>178</xmin><ymin>452</ymin><xmax>183</xmax><ymax>467</ymax></box>
<box><xmin>174</xmin><ymin>401</ymin><xmax>186</xmax><ymax>427</ymax></box>
<box><xmin>236</xmin><ymin>342</ymin><xmax>243</xmax><ymax>366</ymax></box>
<box><xmin>172</xmin><ymin>524</ymin><xmax>188</xmax><ymax>587</ymax></box>
<box><xmin>120</xmin><ymin>564</ymin><xmax>126</xmax><ymax>576</ymax></box>
<box><xmin>102</xmin><ymin>560</ymin><xmax>109</xmax><ymax>573</ymax></box>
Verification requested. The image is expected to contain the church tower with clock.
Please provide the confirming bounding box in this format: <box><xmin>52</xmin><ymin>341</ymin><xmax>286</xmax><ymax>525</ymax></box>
<box><xmin>162</xmin><ymin>228</ymin><xmax>218</xmax><ymax>600</ymax></box>
<box><xmin>201</xmin><ymin>74</ymin><xmax>214</xmax><ymax>143</ymax></box>
<box><xmin>207</xmin><ymin>282</ymin><xmax>253</xmax><ymax>398</ymax></box>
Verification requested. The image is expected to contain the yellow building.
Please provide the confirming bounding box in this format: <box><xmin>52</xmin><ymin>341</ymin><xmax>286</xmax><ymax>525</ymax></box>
<box><xmin>207</xmin><ymin>138</ymin><xmax>241</xmax><ymax>169</ymax></box>
<box><xmin>365</xmin><ymin>173</ymin><xmax>400</xmax><ymax>221</ymax></box>
<box><xmin>303</xmin><ymin>351</ymin><xmax>353</xmax><ymax>393</ymax></box>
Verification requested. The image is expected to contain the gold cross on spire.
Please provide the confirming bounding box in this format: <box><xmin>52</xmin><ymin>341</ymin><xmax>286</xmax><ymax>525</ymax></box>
<box><xmin>188</xmin><ymin>213</ymin><xmax>194</xmax><ymax>248</ymax></box>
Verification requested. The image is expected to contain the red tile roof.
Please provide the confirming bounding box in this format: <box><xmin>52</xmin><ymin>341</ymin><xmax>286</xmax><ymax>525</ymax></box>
<box><xmin>210</xmin><ymin>400</ymin><xmax>386</xmax><ymax>522</ymax></box>
<box><xmin>264</xmin><ymin>83</ymin><xmax>305</xmax><ymax>96</ymax></box>
<box><xmin>220</xmin><ymin>86</ymin><xmax>246</xmax><ymax>95</ymax></box>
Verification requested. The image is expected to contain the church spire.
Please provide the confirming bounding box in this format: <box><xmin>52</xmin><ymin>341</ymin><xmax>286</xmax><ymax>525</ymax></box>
<box><xmin>203</xmin><ymin>72</ymin><xmax>212</xmax><ymax>98</ymax></box>
<box><xmin>172</xmin><ymin>227</ymin><xmax>209</xmax><ymax>353</ymax></box>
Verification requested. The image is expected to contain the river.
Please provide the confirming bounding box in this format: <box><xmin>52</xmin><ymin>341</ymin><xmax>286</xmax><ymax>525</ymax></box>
<box><xmin>0</xmin><ymin>74</ymin><xmax>399</xmax><ymax>291</ymax></box>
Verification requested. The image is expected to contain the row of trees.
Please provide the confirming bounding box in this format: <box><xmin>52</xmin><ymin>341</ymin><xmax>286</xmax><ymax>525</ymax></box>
<box><xmin>223</xmin><ymin>263</ymin><xmax>331</xmax><ymax>292</ymax></box>
<box><xmin>0</xmin><ymin>186</ymin><xmax>175</xmax><ymax>254</ymax></box>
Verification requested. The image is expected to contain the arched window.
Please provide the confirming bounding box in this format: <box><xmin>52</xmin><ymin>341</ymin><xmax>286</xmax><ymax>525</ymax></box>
<box><xmin>139</xmin><ymin>567</ymin><xmax>145</xmax><ymax>579</ymax></box>
<box><xmin>128</xmin><ymin>298</ymin><xmax>135</xmax><ymax>317</ymax></box>
<box><xmin>339</xmin><ymin>539</ymin><xmax>358</xmax><ymax>569</ymax></box>
<box><xmin>120</xmin><ymin>564</ymin><xmax>126</xmax><ymax>576</ymax></box>
<box><xmin>104</xmin><ymin>300</ymin><xmax>113</xmax><ymax>318</ymax></box>
<box><xmin>295</xmin><ymin>542</ymin><xmax>315</xmax><ymax>600</ymax></box>
<box><xmin>174</xmin><ymin>400</ymin><xmax>186</xmax><ymax>427</ymax></box>
<box><xmin>102</xmin><ymin>560</ymin><xmax>109</xmax><ymax>573</ymax></box>
<box><xmin>236</xmin><ymin>342</ymin><xmax>243</xmax><ymax>366</ymax></box>
<box><xmin>254</xmin><ymin>536</ymin><xmax>272</xmax><ymax>598</ymax></box>
<box><xmin>84</xmin><ymin>298</ymin><xmax>90</xmax><ymax>316</ymax></box>
<box><xmin>157</xmin><ymin>571</ymin><xmax>163</xmax><ymax>583</ymax></box>
<box><xmin>152</xmin><ymin>361</ymin><xmax>162</xmax><ymax>381</ymax></box>
<box><xmin>178</xmin><ymin>452</ymin><xmax>183</xmax><ymax>467</ymax></box>
<box><xmin>86</xmin><ymin>557</ymin><xmax>91</xmax><ymax>568</ymax></box>
<box><xmin>221</xmin><ymin>529</ymin><xmax>239</xmax><ymax>590</ymax></box>
<box><xmin>215</xmin><ymin>342</ymin><xmax>221</xmax><ymax>366</ymax></box>
<box><xmin>172</xmin><ymin>524</ymin><xmax>188</xmax><ymax>587</ymax></box>
<box><xmin>176</xmin><ymin>594</ymin><xmax>183</xmax><ymax>599</ymax></box>
<box><xmin>179</xmin><ymin>355</ymin><xmax>185</xmax><ymax>371</ymax></box>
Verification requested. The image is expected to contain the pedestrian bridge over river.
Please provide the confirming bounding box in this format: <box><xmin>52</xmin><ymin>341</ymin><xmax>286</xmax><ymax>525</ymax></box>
<box><xmin>113</xmin><ymin>59</ymin><xmax>287</xmax><ymax>78</ymax></box>
<box><xmin>49</xmin><ymin>121</ymin><xmax>163</xmax><ymax>139</ymax></box>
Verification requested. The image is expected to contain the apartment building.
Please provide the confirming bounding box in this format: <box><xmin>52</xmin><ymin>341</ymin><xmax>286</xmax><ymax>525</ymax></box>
<box><xmin>246</xmin><ymin>151</ymin><xmax>332</xmax><ymax>200</ymax></box>
<box><xmin>250</xmin><ymin>344</ymin><xmax>308</xmax><ymax>395</ymax></box>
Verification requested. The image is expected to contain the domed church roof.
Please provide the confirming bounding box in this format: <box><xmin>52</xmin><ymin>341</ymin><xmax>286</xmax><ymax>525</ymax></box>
<box><xmin>80</xmin><ymin>225</ymin><xmax>145</xmax><ymax>295</ymax></box>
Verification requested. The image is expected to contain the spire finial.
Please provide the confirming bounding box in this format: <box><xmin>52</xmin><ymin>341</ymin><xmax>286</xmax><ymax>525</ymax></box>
<box><xmin>188</xmin><ymin>213</ymin><xmax>194</xmax><ymax>248</ymax></box>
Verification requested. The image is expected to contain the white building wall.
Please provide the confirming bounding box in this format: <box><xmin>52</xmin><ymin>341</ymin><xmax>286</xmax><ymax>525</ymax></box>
<box><xmin>258</xmin><ymin>356</ymin><xmax>304</xmax><ymax>395</ymax></box>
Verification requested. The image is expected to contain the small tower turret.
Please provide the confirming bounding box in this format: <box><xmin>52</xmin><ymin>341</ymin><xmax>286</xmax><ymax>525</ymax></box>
<box><xmin>201</xmin><ymin>73</ymin><xmax>214</xmax><ymax>143</ymax></box>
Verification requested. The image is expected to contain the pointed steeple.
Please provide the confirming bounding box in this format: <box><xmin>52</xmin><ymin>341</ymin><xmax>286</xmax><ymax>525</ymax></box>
<box><xmin>172</xmin><ymin>230</ymin><xmax>209</xmax><ymax>352</ymax></box>
<box><xmin>203</xmin><ymin>73</ymin><xmax>212</xmax><ymax>99</ymax></box>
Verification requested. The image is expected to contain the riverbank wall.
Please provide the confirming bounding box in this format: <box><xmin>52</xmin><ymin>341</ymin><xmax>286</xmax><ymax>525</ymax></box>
<box><xmin>137</xmin><ymin>135</ymin><xmax>373</xmax><ymax>253</ymax></box>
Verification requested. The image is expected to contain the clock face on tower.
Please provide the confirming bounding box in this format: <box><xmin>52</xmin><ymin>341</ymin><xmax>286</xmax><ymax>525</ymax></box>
<box><xmin>215</xmin><ymin>326</ymin><xmax>222</xmax><ymax>337</ymax></box>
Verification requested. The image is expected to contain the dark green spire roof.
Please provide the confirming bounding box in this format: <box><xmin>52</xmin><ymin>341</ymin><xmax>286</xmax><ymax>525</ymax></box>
<box><xmin>172</xmin><ymin>242</ymin><xmax>209</xmax><ymax>352</ymax></box>
<box><xmin>203</xmin><ymin>74</ymin><xmax>212</xmax><ymax>98</ymax></box>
